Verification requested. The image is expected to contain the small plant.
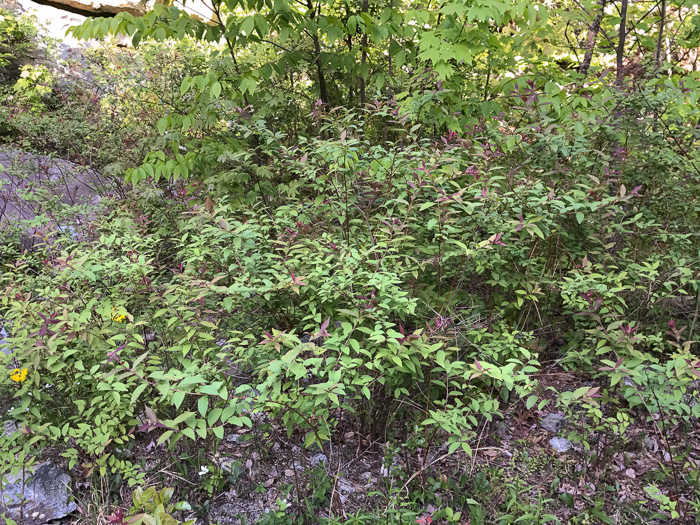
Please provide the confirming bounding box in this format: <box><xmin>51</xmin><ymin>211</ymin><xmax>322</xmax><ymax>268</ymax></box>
<box><xmin>643</xmin><ymin>485</ymin><xmax>680</xmax><ymax>520</ymax></box>
<box><xmin>13</xmin><ymin>64</ymin><xmax>54</xmax><ymax>109</ymax></box>
<box><xmin>106</xmin><ymin>486</ymin><xmax>195</xmax><ymax>525</ymax></box>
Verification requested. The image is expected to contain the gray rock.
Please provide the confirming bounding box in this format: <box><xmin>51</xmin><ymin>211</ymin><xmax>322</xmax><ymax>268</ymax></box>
<box><xmin>643</xmin><ymin>436</ymin><xmax>658</xmax><ymax>452</ymax></box>
<box><xmin>0</xmin><ymin>325</ymin><xmax>11</xmax><ymax>356</ymax></box>
<box><xmin>226</xmin><ymin>433</ymin><xmax>244</xmax><ymax>443</ymax></box>
<box><xmin>337</xmin><ymin>478</ymin><xmax>354</xmax><ymax>504</ymax></box>
<box><xmin>3</xmin><ymin>421</ymin><xmax>18</xmax><ymax>438</ymax></box>
<box><xmin>0</xmin><ymin>148</ymin><xmax>105</xmax><ymax>228</ymax></box>
<box><xmin>308</xmin><ymin>453</ymin><xmax>327</xmax><ymax>466</ymax></box>
<box><xmin>539</xmin><ymin>413</ymin><xmax>566</xmax><ymax>434</ymax></box>
<box><xmin>208</xmin><ymin>500</ymin><xmax>262</xmax><ymax>525</ymax></box>
<box><xmin>549</xmin><ymin>437</ymin><xmax>572</xmax><ymax>453</ymax></box>
<box><xmin>0</xmin><ymin>462</ymin><xmax>76</xmax><ymax>524</ymax></box>
<box><xmin>249</xmin><ymin>412</ymin><xmax>266</xmax><ymax>424</ymax></box>
<box><xmin>493</xmin><ymin>421</ymin><xmax>510</xmax><ymax>438</ymax></box>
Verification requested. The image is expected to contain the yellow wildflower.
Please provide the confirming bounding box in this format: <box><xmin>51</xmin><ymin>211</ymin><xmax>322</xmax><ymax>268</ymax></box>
<box><xmin>111</xmin><ymin>307</ymin><xmax>126</xmax><ymax>323</ymax></box>
<box><xmin>10</xmin><ymin>368</ymin><xmax>28</xmax><ymax>382</ymax></box>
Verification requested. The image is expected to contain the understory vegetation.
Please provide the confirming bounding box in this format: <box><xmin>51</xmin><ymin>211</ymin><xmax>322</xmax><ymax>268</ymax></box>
<box><xmin>1</xmin><ymin>0</ymin><xmax>700</xmax><ymax>522</ymax></box>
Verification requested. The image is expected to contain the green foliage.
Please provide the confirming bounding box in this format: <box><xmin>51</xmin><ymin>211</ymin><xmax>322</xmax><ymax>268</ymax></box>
<box><xmin>2</xmin><ymin>0</ymin><xmax>700</xmax><ymax>520</ymax></box>
<box><xmin>0</xmin><ymin>9</ymin><xmax>37</xmax><ymax>74</ymax></box>
<box><xmin>126</xmin><ymin>486</ymin><xmax>195</xmax><ymax>525</ymax></box>
<box><xmin>12</xmin><ymin>65</ymin><xmax>54</xmax><ymax>109</ymax></box>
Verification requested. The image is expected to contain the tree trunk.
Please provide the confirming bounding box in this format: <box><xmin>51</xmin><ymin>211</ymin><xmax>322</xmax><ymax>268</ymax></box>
<box><xmin>360</xmin><ymin>0</ymin><xmax>368</xmax><ymax>106</ymax></box>
<box><xmin>579</xmin><ymin>0</ymin><xmax>606</xmax><ymax>76</ymax></box>
<box><xmin>616</xmin><ymin>0</ymin><xmax>629</xmax><ymax>84</ymax></box>
<box><xmin>384</xmin><ymin>0</ymin><xmax>394</xmax><ymax>142</ymax></box>
<box><xmin>313</xmin><ymin>34</ymin><xmax>330</xmax><ymax>104</ymax></box>
<box><xmin>655</xmin><ymin>0</ymin><xmax>666</xmax><ymax>67</ymax></box>
<box><xmin>347</xmin><ymin>34</ymin><xmax>354</xmax><ymax>104</ymax></box>
<box><xmin>387</xmin><ymin>0</ymin><xmax>393</xmax><ymax>96</ymax></box>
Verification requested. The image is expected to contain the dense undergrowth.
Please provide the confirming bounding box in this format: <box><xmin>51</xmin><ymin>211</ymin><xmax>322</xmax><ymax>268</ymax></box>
<box><xmin>1</xmin><ymin>2</ymin><xmax>700</xmax><ymax>523</ymax></box>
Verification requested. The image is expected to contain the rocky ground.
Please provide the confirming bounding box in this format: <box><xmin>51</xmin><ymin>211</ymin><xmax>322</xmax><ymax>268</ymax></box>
<box><xmin>2</xmin><ymin>362</ymin><xmax>698</xmax><ymax>524</ymax></box>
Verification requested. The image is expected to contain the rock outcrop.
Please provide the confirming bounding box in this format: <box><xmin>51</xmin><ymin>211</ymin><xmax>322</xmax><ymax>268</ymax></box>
<box><xmin>0</xmin><ymin>148</ymin><xmax>105</xmax><ymax>225</ymax></box>
<box><xmin>0</xmin><ymin>462</ymin><xmax>77</xmax><ymax>525</ymax></box>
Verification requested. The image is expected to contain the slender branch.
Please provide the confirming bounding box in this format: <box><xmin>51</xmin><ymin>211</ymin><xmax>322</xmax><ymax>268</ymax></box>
<box><xmin>616</xmin><ymin>0</ymin><xmax>629</xmax><ymax>84</ymax></box>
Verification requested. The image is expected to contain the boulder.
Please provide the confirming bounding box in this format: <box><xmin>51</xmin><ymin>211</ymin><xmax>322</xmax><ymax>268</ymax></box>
<box><xmin>0</xmin><ymin>462</ymin><xmax>77</xmax><ymax>524</ymax></box>
<box><xmin>0</xmin><ymin>148</ymin><xmax>107</xmax><ymax>250</ymax></box>
<box><xmin>539</xmin><ymin>412</ymin><xmax>566</xmax><ymax>434</ymax></box>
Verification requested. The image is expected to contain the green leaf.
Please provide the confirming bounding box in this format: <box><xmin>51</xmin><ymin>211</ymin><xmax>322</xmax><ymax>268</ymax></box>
<box><xmin>576</xmin><ymin>212</ymin><xmax>584</xmax><ymax>224</ymax></box>
<box><xmin>240</xmin><ymin>77</ymin><xmax>257</xmax><ymax>95</ymax></box>
<box><xmin>181</xmin><ymin>376</ymin><xmax>207</xmax><ymax>387</ymax></box>
<box><xmin>172</xmin><ymin>411</ymin><xmax>196</xmax><ymax>426</ymax></box>
<box><xmin>348</xmin><ymin>15</ymin><xmax>356</xmax><ymax>34</ymax></box>
<box><xmin>131</xmin><ymin>383</ymin><xmax>149</xmax><ymax>405</ymax></box>
<box><xmin>589</xmin><ymin>510</ymin><xmax>615</xmax><ymax>524</ymax></box>
<box><xmin>180</xmin><ymin>77</ymin><xmax>192</xmax><ymax>95</ymax></box>
<box><xmin>559</xmin><ymin>493</ymin><xmax>574</xmax><ymax>508</ymax></box>
<box><xmin>254</xmin><ymin>14</ymin><xmax>269</xmax><ymax>36</ymax></box>
<box><xmin>207</xmin><ymin>407</ymin><xmax>223</xmax><ymax>426</ymax></box>
<box><xmin>198</xmin><ymin>382</ymin><xmax>224</xmax><ymax>396</ymax></box>
<box><xmin>158</xmin><ymin>430</ymin><xmax>173</xmax><ymax>446</ymax></box>
<box><xmin>198</xmin><ymin>396</ymin><xmax>209</xmax><ymax>417</ymax></box>
<box><xmin>362</xmin><ymin>385</ymin><xmax>370</xmax><ymax>399</ymax></box>
<box><xmin>210</xmin><ymin>81</ymin><xmax>222</xmax><ymax>99</ymax></box>
<box><xmin>172</xmin><ymin>390</ymin><xmax>186</xmax><ymax>410</ymax></box>
<box><xmin>221</xmin><ymin>403</ymin><xmax>237</xmax><ymax>424</ymax></box>
<box><xmin>572</xmin><ymin>386</ymin><xmax>590</xmax><ymax>399</ymax></box>
<box><xmin>241</xmin><ymin>16</ymin><xmax>255</xmax><ymax>35</ymax></box>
